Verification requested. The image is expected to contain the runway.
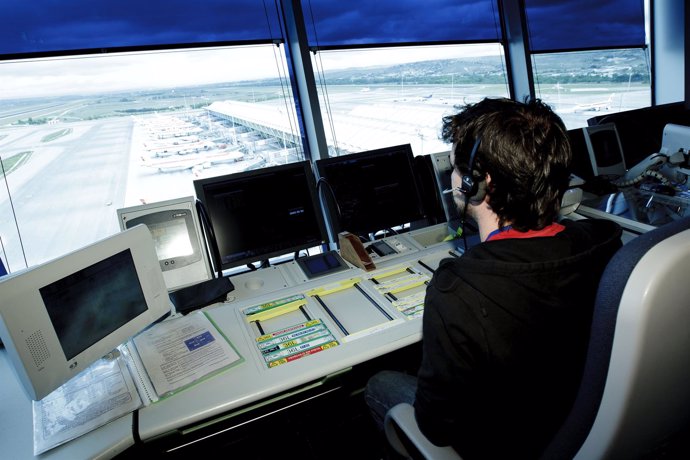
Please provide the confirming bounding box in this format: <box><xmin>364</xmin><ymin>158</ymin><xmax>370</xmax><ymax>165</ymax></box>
<box><xmin>0</xmin><ymin>84</ymin><xmax>651</xmax><ymax>271</ymax></box>
<box><xmin>0</xmin><ymin>119</ymin><xmax>133</xmax><ymax>268</ymax></box>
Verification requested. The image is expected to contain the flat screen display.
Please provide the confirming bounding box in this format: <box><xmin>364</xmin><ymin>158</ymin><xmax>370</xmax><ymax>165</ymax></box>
<box><xmin>148</xmin><ymin>218</ymin><xmax>193</xmax><ymax>260</ymax></box>
<box><xmin>39</xmin><ymin>249</ymin><xmax>148</xmax><ymax>360</ymax></box>
<box><xmin>316</xmin><ymin>144</ymin><xmax>425</xmax><ymax>237</ymax></box>
<box><xmin>118</xmin><ymin>197</ymin><xmax>213</xmax><ymax>291</ymax></box>
<box><xmin>125</xmin><ymin>208</ymin><xmax>200</xmax><ymax>269</ymax></box>
<box><xmin>296</xmin><ymin>251</ymin><xmax>349</xmax><ymax>279</ymax></box>
<box><xmin>590</xmin><ymin>129</ymin><xmax>624</xmax><ymax>168</ymax></box>
<box><xmin>193</xmin><ymin>161</ymin><xmax>327</xmax><ymax>269</ymax></box>
<box><xmin>582</xmin><ymin>123</ymin><xmax>626</xmax><ymax>178</ymax></box>
<box><xmin>368</xmin><ymin>240</ymin><xmax>397</xmax><ymax>257</ymax></box>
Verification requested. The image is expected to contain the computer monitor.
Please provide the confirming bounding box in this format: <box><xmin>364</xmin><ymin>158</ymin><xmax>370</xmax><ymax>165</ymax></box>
<box><xmin>117</xmin><ymin>196</ymin><xmax>213</xmax><ymax>292</ymax></box>
<box><xmin>193</xmin><ymin>161</ymin><xmax>328</xmax><ymax>270</ymax></box>
<box><xmin>0</xmin><ymin>225</ymin><xmax>170</xmax><ymax>400</ymax></box>
<box><xmin>582</xmin><ymin>123</ymin><xmax>626</xmax><ymax>178</ymax></box>
<box><xmin>315</xmin><ymin>144</ymin><xmax>425</xmax><ymax>237</ymax></box>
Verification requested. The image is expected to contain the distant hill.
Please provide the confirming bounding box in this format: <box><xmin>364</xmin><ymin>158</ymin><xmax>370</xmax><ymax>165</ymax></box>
<box><xmin>247</xmin><ymin>48</ymin><xmax>649</xmax><ymax>87</ymax></box>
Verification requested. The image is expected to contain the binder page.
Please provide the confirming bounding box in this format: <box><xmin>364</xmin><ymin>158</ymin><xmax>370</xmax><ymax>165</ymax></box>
<box><xmin>132</xmin><ymin>311</ymin><xmax>243</xmax><ymax>398</ymax></box>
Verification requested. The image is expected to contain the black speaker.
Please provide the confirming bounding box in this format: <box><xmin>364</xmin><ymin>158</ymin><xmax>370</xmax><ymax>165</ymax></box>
<box><xmin>413</xmin><ymin>154</ymin><xmax>447</xmax><ymax>225</ymax></box>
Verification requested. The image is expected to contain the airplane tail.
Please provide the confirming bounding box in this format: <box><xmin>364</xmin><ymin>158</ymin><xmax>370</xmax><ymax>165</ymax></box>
<box><xmin>605</xmin><ymin>93</ymin><xmax>615</xmax><ymax>109</ymax></box>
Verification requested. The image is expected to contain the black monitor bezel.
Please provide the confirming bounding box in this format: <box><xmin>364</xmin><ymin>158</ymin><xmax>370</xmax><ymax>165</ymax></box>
<box><xmin>315</xmin><ymin>144</ymin><xmax>425</xmax><ymax>237</ymax></box>
<box><xmin>193</xmin><ymin>161</ymin><xmax>328</xmax><ymax>270</ymax></box>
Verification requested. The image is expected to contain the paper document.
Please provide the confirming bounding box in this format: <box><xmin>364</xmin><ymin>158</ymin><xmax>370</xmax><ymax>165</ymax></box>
<box><xmin>32</xmin><ymin>351</ymin><xmax>142</xmax><ymax>455</ymax></box>
<box><xmin>132</xmin><ymin>311</ymin><xmax>243</xmax><ymax>398</ymax></box>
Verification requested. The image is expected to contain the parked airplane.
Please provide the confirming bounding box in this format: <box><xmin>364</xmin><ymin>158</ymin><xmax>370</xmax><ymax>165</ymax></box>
<box><xmin>574</xmin><ymin>93</ymin><xmax>615</xmax><ymax>112</ymax></box>
<box><xmin>141</xmin><ymin>148</ymin><xmax>243</xmax><ymax>172</ymax></box>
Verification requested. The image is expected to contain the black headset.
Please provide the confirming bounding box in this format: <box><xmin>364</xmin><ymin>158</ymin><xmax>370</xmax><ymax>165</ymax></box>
<box><xmin>454</xmin><ymin>136</ymin><xmax>483</xmax><ymax>249</ymax></box>
<box><xmin>460</xmin><ymin>137</ymin><xmax>486</xmax><ymax>205</ymax></box>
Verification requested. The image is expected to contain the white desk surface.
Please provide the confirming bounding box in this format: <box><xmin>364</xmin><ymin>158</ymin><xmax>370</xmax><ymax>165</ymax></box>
<box><xmin>0</xmin><ymin>224</ymin><xmax>458</xmax><ymax>459</ymax></box>
<box><xmin>138</xmin><ymin>229</ymin><xmax>457</xmax><ymax>441</ymax></box>
<box><xmin>0</xmin><ymin>347</ymin><xmax>136</xmax><ymax>460</ymax></box>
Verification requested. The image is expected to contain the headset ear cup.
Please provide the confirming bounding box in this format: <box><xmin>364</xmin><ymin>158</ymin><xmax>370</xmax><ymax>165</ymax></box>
<box><xmin>460</xmin><ymin>137</ymin><xmax>483</xmax><ymax>204</ymax></box>
<box><xmin>461</xmin><ymin>174</ymin><xmax>475</xmax><ymax>196</ymax></box>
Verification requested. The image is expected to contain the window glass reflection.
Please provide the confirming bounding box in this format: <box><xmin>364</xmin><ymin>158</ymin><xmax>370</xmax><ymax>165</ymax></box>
<box><xmin>311</xmin><ymin>44</ymin><xmax>509</xmax><ymax>156</ymax></box>
<box><xmin>0</xmin><ymin>44</ymin><xmax>299</xmax><ymax>268</ymax></box>
<box><xmin>532</xmin><ymin>49</ymin><xmax>651</xmax><ymax>129</ymax></box>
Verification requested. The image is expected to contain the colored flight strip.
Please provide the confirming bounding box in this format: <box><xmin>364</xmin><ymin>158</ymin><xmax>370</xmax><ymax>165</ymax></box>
<box><xmin>391</xmin><ymin>291</ymin><xmax>426</xmax><ymax>319</ymax></box>
<box><xmin>243</xmin><ymin>294</ymin><xmax>307</xmax><ymax>323</ymax></box>
<box><xmin>305</xmin><ymin>277</ymin><xmax>362</xmax><ymax>297</ymax></box>
<box><xmin>370</xmin><ymin>266</ymin><xmax>430</xmax><ymax>319</ymax></box>
<box><xmin>255</xmin><ymin>319</ymin><xmax>339</xmax><ymax>368</ymax></box>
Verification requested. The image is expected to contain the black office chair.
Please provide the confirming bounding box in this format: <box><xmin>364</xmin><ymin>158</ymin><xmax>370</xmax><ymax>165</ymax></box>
<box><xmin>384</xmin><ymin>215</ymin><xmax>690</xmax><ymax>459</ymax></box>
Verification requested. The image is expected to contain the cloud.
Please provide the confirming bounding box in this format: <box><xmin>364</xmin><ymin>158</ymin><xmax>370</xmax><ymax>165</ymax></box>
<box><xmin>0</xmin><ymin>45</ymin><xmax>285</xmax><ymax>99</ymax></box>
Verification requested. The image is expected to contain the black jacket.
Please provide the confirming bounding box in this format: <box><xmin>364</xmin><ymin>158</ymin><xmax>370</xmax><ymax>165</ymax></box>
<box><xmin>414</xmin><ymin>218</ymin><xmax>622</xmax><ymax>459</ymax></box>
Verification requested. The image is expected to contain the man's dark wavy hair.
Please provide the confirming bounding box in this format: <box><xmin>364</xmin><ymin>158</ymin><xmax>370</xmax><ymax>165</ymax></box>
<box><xmin>441</xmin><ymin>97</ymin><xmax>572</xmax><ymax>232</ymax></box>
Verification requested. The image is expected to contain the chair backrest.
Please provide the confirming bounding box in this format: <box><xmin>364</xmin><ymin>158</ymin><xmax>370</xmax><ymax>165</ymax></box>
<box><xmin>541</xmin><ymin>215</ymin><xmax>690</xmax><ymax>459</ymax></box>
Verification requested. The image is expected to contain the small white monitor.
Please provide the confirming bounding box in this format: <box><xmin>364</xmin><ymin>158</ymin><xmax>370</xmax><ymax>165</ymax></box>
<box><xmin>582</xmin><ymin>123</ymin><xmax>627</xmax><ymax>178</ymax></box>
<box><xmin>0</xmin><ymin>225</ymin><xmax>170</xmax><ymax>400</ymax></box>
<box><xmin>117</xmin><ymin>196</ymin><xmax>212</xmax><ymax>291</ymax></box>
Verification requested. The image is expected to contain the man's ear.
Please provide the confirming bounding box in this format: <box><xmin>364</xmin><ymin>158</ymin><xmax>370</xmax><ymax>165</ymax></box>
<box><xmin>470</xmin><ymin>173</ymin><xmax>490</xmax><ymax>204</ymax></box>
